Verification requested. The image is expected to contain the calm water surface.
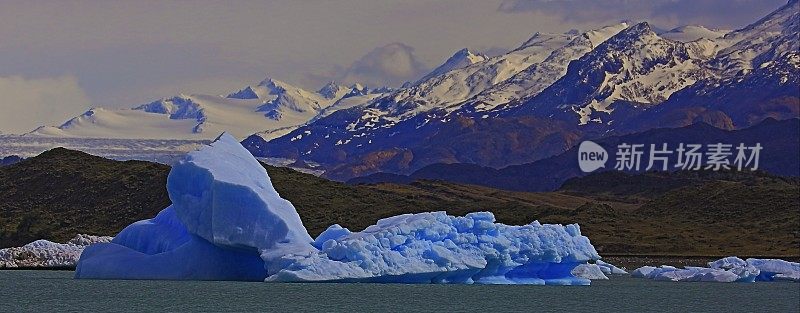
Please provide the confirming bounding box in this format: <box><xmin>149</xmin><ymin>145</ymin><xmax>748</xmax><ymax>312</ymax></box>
<box><xmin>1</xmin><ymin>270</ymin><xmax>798</xmax><ymax>312</ymax></box>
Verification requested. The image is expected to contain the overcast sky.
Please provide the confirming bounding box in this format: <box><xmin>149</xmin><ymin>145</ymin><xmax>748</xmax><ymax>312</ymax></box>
<box><xmin>0</xmin><ymin>0</ymin><xmax>788</xmax><ymax>133</ymax></box>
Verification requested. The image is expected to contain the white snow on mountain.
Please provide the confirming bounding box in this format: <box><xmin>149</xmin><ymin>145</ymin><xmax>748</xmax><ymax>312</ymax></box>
<box><xmin>566</xmin><ymin>23</ymin><xmax>712</xmax><ymax>124</ymax></box>
<box><xmin>21</xmin><ymin>1</ymin><xmax>799</xmax><ymax>142</ymax></box>
<box><xmin>334</xmin><ymin>30</ymin><xmax>582</xmax><ymax>135</ymax></box>
<box><xmin>467</xmin><ymin>23</ymin><xmax>629</xmax><ymax>111</ymax></box>
<box><xmin>29</xmin><ymin>78</ymin><xmax>385</xmax><ymax>140</ymax></box>
<box><xmin>398</xmin><ymin>31</ymin><xmax>575</xmax><ymax>109</ymax></box>
<box><xmin>711</xmin><ymin>0</ymin><xmax>799</xmax><ymax>76</ymax></box>
<box><xmin>415</xmin><ymin>48</ymin><xmax>487</xmax><ymax>83</ymax></box>
<box><xmin>660</xmin><ymin>25</ymin><xmax>728</xmax><ymax>43</ymax></box>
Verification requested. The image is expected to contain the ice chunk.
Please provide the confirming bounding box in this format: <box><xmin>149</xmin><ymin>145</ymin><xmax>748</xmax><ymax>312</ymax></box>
<box><xmin>631</xmin><ymin>266</ymin><xmax>657</xmax><ymax>278</ymax></box>
<box><xmin>75</xmin><ymin>206</ymin><xmax>266</xmax><ymax>281</ymax></box>
<box><xmin>572</xmin><ymin>264</ymin><xmax>609</xmax><ymax>280</ymax></box>
<box><xmin>773</xmin><ymin>272</ymin><xmax>800</xmax><ymax>282</ymax></box>
<box><xmin>708</xmin><ymin>256</ymin><xmax>748</xmax><ymax>269</ymax></box>
<box><xmin>312</xmin><ymin>224</ymin><xmax>352</xmax><ymax>249</ymax></box>
<box><xmin>168</xmin><ymin>133</ymin><xmax>314</xmax><ymax>255</ymax></box>
<box><xmin>596</xmin><ymin>260</ymin><xmax>627</xmax><ymax>274</ymax></box>
<box><xmin>0</xmin><ymin>235</ymin><xmax>112</xmax><ymax>268</ymax></box>
<box><xmin>651</xmin><ymin>267</ymin><xmax>740</xmax><ymax>282</ymax></box>
<box><xmin>266</xmin><ymin>211</ymin><xmax>599</xmax><ymax>285</ymax></box>
<box><xmin>110</xmin><ymin>206</ymin><xmax>191</xmax><ymax>255</ymax></box>
<box><xmin>631</xmin><ymin>256</ymin><xmax>800</xmax><ymax>283</ymax></box>
<box><xmin>746</xmin><ymin>258</ymin><xmax>800</xmax><ymax>282</ymax></box>
<box><xmin>76</xmin><ymin>133</ymin><xmax>601</xmax><ymax>284</ymax></box>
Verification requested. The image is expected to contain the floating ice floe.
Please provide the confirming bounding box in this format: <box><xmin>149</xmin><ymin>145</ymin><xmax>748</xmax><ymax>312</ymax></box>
<box><xmin>75</xmin><ymin>133</ymin><xmax>601</xmax><ymax>285</ymax></box>
<box><xmin>0</xmin><ymin>234</ymin><xmax>112</xmax><ymax>268</ymax></box>
<box><xmin>572</xmin><ymin>264</ymin><xmax>609</xmax><ymax>280</ymax></box>
<box><xmin>631</xmin><ymin>256</ymin><xmax>799</xmax><ymax>283</ymax></box>
<box><xmin>571</xmin><ymin>260</ymin><xmax>628</xmax><ymax>280</ymax></box>
<box><xmin>596</xmin><ymin>260</ymin><xmax>628</xmax><ymax>275</ymax></box>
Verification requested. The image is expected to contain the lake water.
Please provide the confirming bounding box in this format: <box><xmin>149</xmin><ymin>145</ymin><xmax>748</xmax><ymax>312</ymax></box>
<box><xmin>1</xmin><ymin>270</ymin><xmax>798</xmax><ymax>312</ymax></box>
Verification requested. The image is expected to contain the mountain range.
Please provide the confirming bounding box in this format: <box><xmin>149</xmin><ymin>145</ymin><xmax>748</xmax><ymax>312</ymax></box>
<box><xmin>28</xmin><ymin>79</ymin><xmax>389</xmax><ymax>140</ymax></box>
<box><xmin>16</xmin><ymin>0</ymin><xmax>799</xmax><ymax>182</ymax></box>
<box><xmin>348</xmin><ymin>118</ymin><xmax>800</xmax><ymax>192</ymax></box>
<box><xmin>246</xmin><ymin>0</ymin><xmax>799</xmax><ymax>181</ymax></box>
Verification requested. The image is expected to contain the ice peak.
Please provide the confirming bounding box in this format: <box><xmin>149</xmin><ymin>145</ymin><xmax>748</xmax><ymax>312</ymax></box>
<box><xmin>258</xmin><ymin>77</ymin><xmax>291</xmax><ymax>91</ymax></box>
<box><xmin>416</xmin><ymin>47</ymin><xmax>488</xmax><ymax>83</ymax></box>
<box><xmin>349</xmin><ymin>83</ymin><xmax>366</xmax><ymax>91</ymax></box>
<box><xmin>599</xmin><ymin>22</ymin><xmax>661</xmax><ymax>47</ymax></box>
<box><xmin>583</xmin><ymin>22</ymin><xmax>630</xmax><ymax>46</ymax></box>
<box><xmin>317</xmin><ymin>81</ymin><xmax>349</xmax><ymax>99</ymax></box>
<box><xmin>624</xmin><ymin>22</ymin><xmax>655</xmax><ymax>36</ymax></box>
<box><xmin>517</xmin><ymin>31</ymin><xmax>563</xmax><ymax>50</ymax></box>
<box><xmin>447</xmin><ymin>48</ymin><xmax>486</xmax><ymax>64</ymax></box>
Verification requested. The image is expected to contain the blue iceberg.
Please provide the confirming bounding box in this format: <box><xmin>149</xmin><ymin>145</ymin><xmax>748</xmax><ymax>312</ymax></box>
<box><xmin>76</xmin><ymin>133</ymin><xmax>600</xmax><ymax>284</ymax></box>
<box><xmin>631</xmin><ymin>256</ymin><xmax>799</xmax><ymax>283</ymax></box>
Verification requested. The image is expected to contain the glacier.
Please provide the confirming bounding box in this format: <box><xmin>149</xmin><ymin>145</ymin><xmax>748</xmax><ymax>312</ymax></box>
<box><xmin>75</xmin><ymin>133</ymin><xmax>600</xmax><ymax>284</ymax></box>
<box><xmin>631</xmin><ymin>256</ymin><xmax>799</xmax><ymax>283</ymax></box>
<box><xmin>0</xmin><ymin>234</ymin><xmax>112</xmax><ymax>268</ymax></box>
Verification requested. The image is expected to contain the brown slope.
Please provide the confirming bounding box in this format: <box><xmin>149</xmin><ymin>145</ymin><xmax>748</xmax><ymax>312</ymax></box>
<box><xmin>1</xmin><ymin>148</ymin><xmax>797</xmax><ymax>258</ymax></box>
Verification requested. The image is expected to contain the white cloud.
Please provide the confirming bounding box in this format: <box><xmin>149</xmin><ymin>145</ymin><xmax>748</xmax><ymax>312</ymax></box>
<box><xmin>314</xmin><ymin>43</ymin><xmax>431</xmax><ymax>88</ymax></box>
<box><xmin>498</xmin><ymin>0</ymin><xmax>787</xmax><ymax>29</ymax></box>
<box><xmin>0</xmin><ymin>76</ymin><xmax>91</xmax><ymax>134</ymax></box>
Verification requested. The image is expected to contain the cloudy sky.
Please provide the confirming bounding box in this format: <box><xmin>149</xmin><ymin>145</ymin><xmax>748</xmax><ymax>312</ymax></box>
<box><xmin>0</xmin><ymin>0</ymin><xmax>788</xmax><ymax>133</ymax></box>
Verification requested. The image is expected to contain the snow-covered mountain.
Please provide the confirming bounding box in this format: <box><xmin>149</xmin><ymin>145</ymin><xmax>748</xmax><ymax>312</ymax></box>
<box><xmin>415</xmin><ymin>48</ymin><xmax>487</xmax><ymax>83</ymax></box>
<box><xmin>248</xmin><ymin>1</ymin><xmax>798</xmax><ymax>181</ymax></box>
<box><xmin>463</xmin><ymin>23</ymin><xmax>630</xmax><ymax>112</ymax></box>
<box><xmin>711</xmin><ymin>0</ymin><xmax>799</xmax><ymax>77</ymax></box>
<box><xmin>20</xmin><ymin>0</ymin><xmax>798</xmax><ymax>181</ymax></box>
<box><xmin>29</xmin><ymin>78</ymin><xmax>385</xmax><ymax>140</ymax></box>
<box><xmin>515</xmin><ymin>22</ymin><xmax>713</xmax><ymax>124</ymax></box>
<box><xmin>659</xmin><ymin>25</ymin><xmax>728</xmax><ymax>42</ymax></box>
<box><xmin>313</xmin><ymin>30</ymin><xmax>583</xmax><ymax>140</ymax></box>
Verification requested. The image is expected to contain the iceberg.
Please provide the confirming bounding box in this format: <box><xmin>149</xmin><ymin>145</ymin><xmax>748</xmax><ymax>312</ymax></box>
<box><xmin>76</xmin><ymin>133</ymin><xmax>600</xmax><ymax>284</ymax></box>
<box><xmin>596</xmin><ymin>260</ymin><xmax>627</xmax><ymax>275</ymax></box>
<box><xmin>572</xmin><ymin>264</ymin><xmax>609</xmax><ymax>280</ymax></box>
<box><xmin>269</xmin><ymin>213</ymin><xmax>597</xmax><ymax>285</ymax></box>
<box><xmin>746</xmin><ymin>258</ymin><xmax>800</xmax><ymax>282</ymax></box>
<box><xmin>0</xmin><ymin>235</ymin><xmax>112</xmax><ymax>268</ymax></box>
<box><xmin>631</xmin><ymin>256</ymin><xmax>799</xmax><ymax>283</ymax></box>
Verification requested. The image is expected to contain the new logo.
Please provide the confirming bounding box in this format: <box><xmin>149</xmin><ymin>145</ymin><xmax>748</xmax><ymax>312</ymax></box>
<box><xmin>578</xmin><ymin>141</ymin><xmax>608</xmax><ymax>173</ymax></box>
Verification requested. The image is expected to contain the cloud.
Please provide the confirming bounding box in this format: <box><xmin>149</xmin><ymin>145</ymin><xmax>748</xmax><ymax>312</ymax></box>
<box><xmin>497</xmin><ymin>0</ymin><xmax>787</xmax><ymax>29</ymax></box>
<box><xmin>315</xmin><ymin>43</ymin><xmax>431</xmax><ymax>88</ymax></box>
<box><xmin>0</xmin><ymin>76</ymin><xmax>91</xmax><ymax>134</ymax></box>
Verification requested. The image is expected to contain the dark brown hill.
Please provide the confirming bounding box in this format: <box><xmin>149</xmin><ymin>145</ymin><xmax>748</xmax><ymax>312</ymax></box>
<box><xmin>1</xmin><ymin>148</ymin><xmax>797</xmax><ymax>257</ymax></box>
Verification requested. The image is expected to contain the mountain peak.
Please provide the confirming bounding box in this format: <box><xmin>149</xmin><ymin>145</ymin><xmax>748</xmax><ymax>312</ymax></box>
<box><xmin>446</xmin><ymin>48</ymin><xmax>486</xmax><ymax>64</ymax></box>
<box><xmin>625</xmin><ymin>22</ymin><xmax>654</xmax><ymax>35</ymax></box>
<box><xmin>660</xmin><ymin>25</ymin><xmax>728</xmax><ymax>42</ymax></box>
<box><xmin>583</xmin><ymin>22</ymin><xmax>630</xmax><ymax>46</ymax></box>
<box><xmin>599</xmin><ymin>22</ymin><xmax>660</xmax><ymax>47</ymax></box>
<box><xmin>317</xmin><ymin>81</ymin><xmax>349</xmax><ymax>99</ymax></box>
<box><xmin>258</xmin><ymin>77</ymin><xmax>290</xmax><ymax>90</ymax></box>
<box><xmin>416</xmin><ymin>48</ymin><xmax>488</xmax><ymax>83</ymax></box>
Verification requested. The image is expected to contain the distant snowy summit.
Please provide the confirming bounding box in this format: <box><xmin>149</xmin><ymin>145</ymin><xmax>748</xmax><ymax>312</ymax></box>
<box><xmin>27</xmin><ymin>78</ymin><xmax>389</xmax><ymax>140</ymax></box>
